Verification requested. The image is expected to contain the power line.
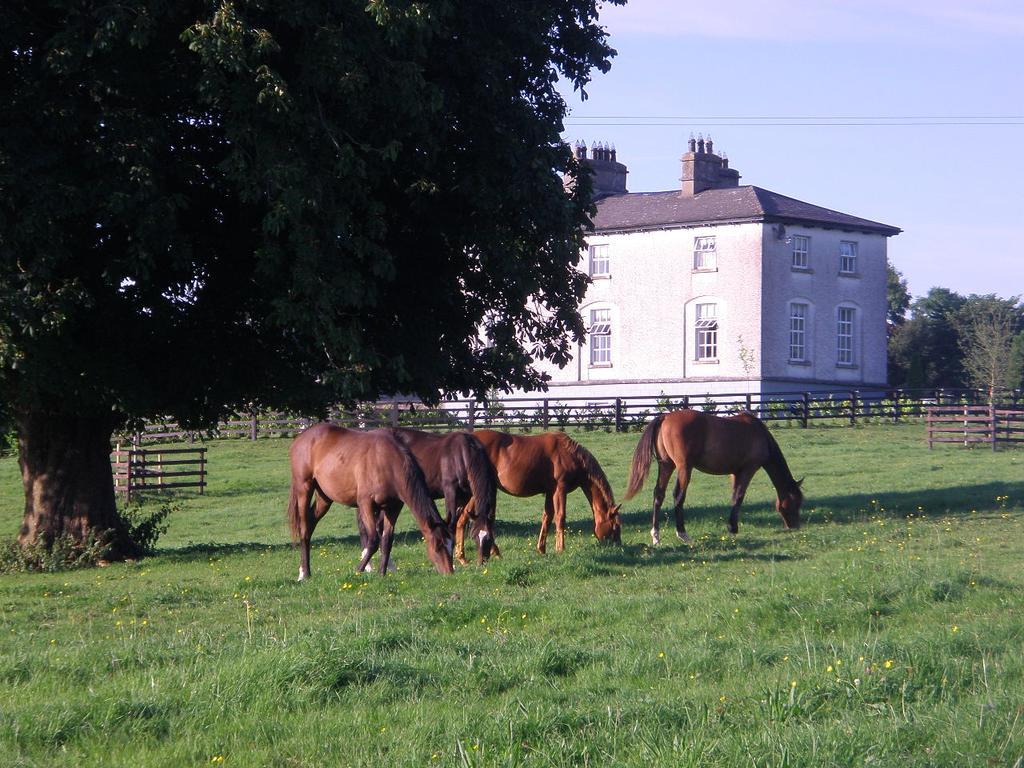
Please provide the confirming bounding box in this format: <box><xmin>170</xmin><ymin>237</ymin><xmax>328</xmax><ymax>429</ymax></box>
<box><xmin>565</xmin><ymin>121</ymin><xmax>1024</xmax><ymax>126</ymax></box>
<box><xmin>565</xmin><ymin>115</ymin><xmax>1024</xmax><ymax>126</ymax></box>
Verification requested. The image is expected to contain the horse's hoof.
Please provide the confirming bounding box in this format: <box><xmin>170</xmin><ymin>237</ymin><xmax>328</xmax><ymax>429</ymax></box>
<box><xmin>456</xmin><ymin>556</ymin><xmax>469</xmax><ymax>566</ymax></box>
<box><xmin>676</xmin><ymin>531</ymin><xmax>691</xmax><ymax>543</ymax></box>
<box><xmin>650</xmin><ymin>528</ymin><xmax>661</xmax><ymax>546</ymax></box>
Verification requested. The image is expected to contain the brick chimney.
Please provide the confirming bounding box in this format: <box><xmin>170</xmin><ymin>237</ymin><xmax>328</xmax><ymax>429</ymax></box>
<box><xmin>571</xmin><ymin>140</ymin><xmax>628</xmax><ymax>199</ymax></box>
<box><xmin>680</xmin><ymin>134</ymin><xmax>740</xmax><ymax>196</ymax></box>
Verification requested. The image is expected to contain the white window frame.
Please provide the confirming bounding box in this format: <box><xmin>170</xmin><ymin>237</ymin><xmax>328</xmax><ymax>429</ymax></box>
<box><xmin>839</xmin><ymin>241</ymin><xmax>858</xmax><ymax>274</ymax></box>
<box><xmin>589</xmin><ymin>308</ymin><xmax>612</xmax><ymax>366</ymax></box>
<box><xmin>589</xmin><ymin>244</ymin><xmax>609</xmax><ymax>278</ymax></box>
<box><xmin>791</xmin><ymin>235</ymin><xmax>810</xmax><ymax>270</ymax></box>
<box><xmin>693</xmin><ymin>236</ymin><xmax>717</xmax><ymax>271</ymax></box>
<box><xmin>694</xmin><ymin>303</ymin><xmax>718</xmax><ymax>360</ymax></box>
<box><xmin>837</xmin><ymin>306</ymin><xmax>855</xmax><ymax>365</ymax></box>
<box><xmin>789</xmin><ymin>302</ymin><xmax>808</xmax><ymax>362</ymax></box>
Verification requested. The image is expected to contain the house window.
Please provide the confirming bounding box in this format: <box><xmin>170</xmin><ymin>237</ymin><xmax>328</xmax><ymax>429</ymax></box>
<box><xmin>589</xmin><ymin>244</ymin><xmax>609</xmax><ymax>278</ymax></box>
<box><xmin>837</xmin><ymin>306</ymin><xmax>855</xmax><ymax>365</ymax></box>
<box><xmin>789</xmin><ymin>303</ymin><xmax>808</xmax><ymax>362</ymax></box>
<box><xmin>839</xmin><ymin>241</ymin><xmax>858</xmax><ymax>274</ymax></box>
<box><xmin>694</xmin><ymin>303</ymin><xmax>718</xmax><ymax>360</ymax></box>
<box><xmin>589</xmin><ymin>308</ymin><xmax>611</xmax><ymax>366</ymax></box>
<box><xmin>792</xmin><ymin>236</ymin><xmax>809</xmax><ymax>270</ymax></box>
<box><xmin>693</xmin><ymin>236</ymin><xmax>716</xmax><ymax>271</ymax></box>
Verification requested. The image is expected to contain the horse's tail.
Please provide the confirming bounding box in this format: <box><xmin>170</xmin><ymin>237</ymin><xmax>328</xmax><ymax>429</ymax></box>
<box><xmin>286</xmin><ymin>427</ymin><xmax>316</xmax><ymax>542</ymax></box>
<box><xmin>287</xmin><ymin>486</ymin><xmax>302</xmax><ymax>543</ymax></box>
<box><xmin>624</xmin><ymin>414</ymin><xmax>664</xmax><ymax>501</ymax></box>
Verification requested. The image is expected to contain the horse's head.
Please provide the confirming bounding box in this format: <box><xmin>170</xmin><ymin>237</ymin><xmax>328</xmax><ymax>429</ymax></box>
<box><xmin>594</xmin><ymin>503</ymin><xmax>622</xmax><ymax>544</ymax></box>
<box><xmin>776</xmin><ymin>479</ymin><xmax>804</xmax><ymax>530</ymax></box>
<box><xmin>425</xmin><ymin>518</ymin><xmax>455</xmax><ymax>574</ymax></box>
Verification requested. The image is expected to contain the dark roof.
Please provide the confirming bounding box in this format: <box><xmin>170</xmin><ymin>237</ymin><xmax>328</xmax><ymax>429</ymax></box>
<box><xmin>591</xmin><ymin>186</ymin><xmax>901</xmax><ymax>236</ymax></box>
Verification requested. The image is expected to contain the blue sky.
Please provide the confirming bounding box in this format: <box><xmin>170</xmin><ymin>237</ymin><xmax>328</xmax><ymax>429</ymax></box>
<box><xmin>559</xmin><ymin>0</ymin><xmax>1024</xmax><ymax>302</ymax></box>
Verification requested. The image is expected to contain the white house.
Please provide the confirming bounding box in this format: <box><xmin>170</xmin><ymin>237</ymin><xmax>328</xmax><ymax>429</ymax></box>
<box><xmin>526</xmin><ymin>137</ymin><xmax>901</xmax><ymax>400</ymax></box>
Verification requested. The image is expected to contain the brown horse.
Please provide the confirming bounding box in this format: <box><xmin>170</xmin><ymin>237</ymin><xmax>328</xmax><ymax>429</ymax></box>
<box><xmin>625</xmin><ymin>410</ymin><xmax>803</xmax><ymax>544</ymax></box>
<box><xmin>467</xmin><ymin>430</ymin><xmax>621</xmax><ymax>554</ymax></box>
<box><xmin>287</xmin><ymin>423</ymin><xmax>454</xmax><ymax>579</ymax></box>
<box><xmin>389</xmin><ymin>427</ymin><xmax>498</xmax><ymax>565</ymax></box>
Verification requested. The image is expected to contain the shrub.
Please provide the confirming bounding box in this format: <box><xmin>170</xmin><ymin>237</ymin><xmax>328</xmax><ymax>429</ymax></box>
<box><xmin>0</xmin><ymin>530</ymin><xmax>113</xmax><ymax>573</ymax></box>
<box><xmin>0</xmin><ymin>500</ymin><xmax>174</xmax><ymax>573</ymax></box>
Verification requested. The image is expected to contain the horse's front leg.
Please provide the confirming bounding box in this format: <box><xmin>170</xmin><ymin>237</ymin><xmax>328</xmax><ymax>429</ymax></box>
<box><xmin>728</xmin><ymin>468</ymin><xmax>758</xmax><ymax>535</ymax></box>
<box><xmin>453</xmin><ymin>497</ymin><xmax>474</xmax><ymax>565</ymax></box>
<box><xmin>553</xmin><ymin>486</ymin><xmax>569</xmax><ymax>553</ymax></box>
<box><xmin>651</xmin><ymin>461</ymin><xmax>674</xmax><ymax>546</ymax></box>
<box><xmin>537</xmin><ymin>493</ymin><xmax>555</xmax><ymax>554</ymax></box>
<box><xmin>444</xmin><ymin>486</ymin><xmax>471</xmax><ymax>566</ymax></box>
<box><xmin>672</xmin><ymin>465</ymin><xmax>693</xmax><ymax>542</ymax></box>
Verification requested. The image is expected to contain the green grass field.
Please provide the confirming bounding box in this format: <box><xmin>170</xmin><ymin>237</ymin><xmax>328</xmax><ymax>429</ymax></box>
<box><xmin>1</xmin><ymin>422</ymin><xmax>1022</xmax><ymax>767</ymax></box>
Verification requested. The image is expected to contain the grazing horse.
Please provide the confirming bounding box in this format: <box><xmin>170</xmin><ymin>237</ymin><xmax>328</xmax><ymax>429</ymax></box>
<box><xmin>389</xmin><ymin>427</ymin><xmax>498</xmax><ymax>565</ymax></box>
<box><xmin>286</xmin><ymin>423</ymin><xmax>454</xmax><ymax>579</ymax></box>
<box><xmin>468</xmin><ymin>430</ymin><xmax>621</xmax><ymax>554</ymax></box>
<box><xmin>625</xmin><ymin>410</ymin><xmax>803</xmax><ymax>545</ymax></box>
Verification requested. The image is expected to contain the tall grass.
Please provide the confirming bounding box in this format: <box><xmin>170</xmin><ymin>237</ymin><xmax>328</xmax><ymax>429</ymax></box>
<box><xmin>0</xmin><ymin>423</ymin><xmax>1021</xmax><ymax>766</ymax></box>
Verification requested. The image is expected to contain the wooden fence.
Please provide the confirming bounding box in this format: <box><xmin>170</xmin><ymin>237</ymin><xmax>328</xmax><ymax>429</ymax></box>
<box><xmin>119</xmin><ymin>387</ymin><xmax>1024</xmax><ymax>445</ymax></box>
<box><xmin>926</xmin><ymin>405</ymin><xmax>1024</xmax><ymax>450</ymax></box>
<box><xmin>111</xmin><ymin>445</ymin><xmax>208</xmax><ymax>501</ymax></box>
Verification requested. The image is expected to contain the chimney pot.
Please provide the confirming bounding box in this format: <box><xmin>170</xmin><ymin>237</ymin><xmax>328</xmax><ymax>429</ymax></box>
<box><xmin>706</xmin><ymin>136</ymin><xmax>713</xmax><ymax>154</ymax></box>
<box><xmin>688</xmin><ymin>134</ymin><xmax>696</xmax><ymax>152</ymax></box>
<box><xmin>697</xmin><ymin>134</ymin><xmax>705</xmax><ymax>154</ymax></box>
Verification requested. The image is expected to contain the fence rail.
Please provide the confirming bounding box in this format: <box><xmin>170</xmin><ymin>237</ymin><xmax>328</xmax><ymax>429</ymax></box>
<box><xmin>926</xmin><ymin>405</ymin><xmax>1024</xmax><ymax>450</ymax></box>
<box><xmin>111</xmin><ymin>445</ymin><xmax>208</xmax><ymax>501</ymax></box>
<box><xmin>118</xmin><ymin>387</ymin><xmax>1023</xmax><ymax>445</ymax></box>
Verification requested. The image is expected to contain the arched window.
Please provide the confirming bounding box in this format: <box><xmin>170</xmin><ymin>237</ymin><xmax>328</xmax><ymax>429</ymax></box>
<box><xmin>588</xmin><ymin>306</ymin><xmax>613</xmax><ymax>366</ymax></box>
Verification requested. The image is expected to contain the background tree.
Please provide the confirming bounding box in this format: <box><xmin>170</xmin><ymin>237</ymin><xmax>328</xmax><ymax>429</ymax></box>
<box><xmin>954</xmin><ymin>295</ymin><xmax>1023</xmax><ymax>401</ymax></box>
<box><xmin>888</xmin><ymin>287</ymin><xmax>967</xmax><ymax>389</ymax></box>
<box><xmin>1008</xmin><ymin>331</ymin><xmax>1024</xmax><ymax>393</ymax></box>
<box><xmin>1</xmin><ymin>0</ymin><xmax>622</xmax><ymax>555</ymax></box>
<box><xmin>886</xmin><ymin>262</ymin><xmax>911</xmax><ymax>332</ymax></box>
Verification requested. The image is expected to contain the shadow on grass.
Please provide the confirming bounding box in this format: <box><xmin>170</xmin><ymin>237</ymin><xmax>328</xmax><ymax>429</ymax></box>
<box><xmin>153</xmin><ymin>478</ymin><xmax>1021</xmax><ymax>567</ymax></box>
<box><xmin>588</xmin><ymin>538</ymin><xmax>801</xmax><ymax>570</ymax></box>
<box><xmin>621</xmin><ymin>479</ymin><xmax>1024</xmax><ymax>532</ymax></box>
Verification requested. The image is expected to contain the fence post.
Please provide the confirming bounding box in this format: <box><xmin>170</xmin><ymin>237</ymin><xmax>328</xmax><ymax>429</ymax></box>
<box><xmin>199</xmin><ymin>447</ymin><xmax>207</xmax><ymax>494</ymax></box>
<box><xmin>745</xmin><ymin>393</ymin><xmax>752</xmax><ymax>412</ymax></box>
<box><xmin>390</xmin><ymin>402</ymin><xmax>399</xmax><ymax>427</ymax></box>
<box><xmin>801</xmin><ymin>393</ymin><xmax>810</xmax><ymax>429</ymax></box>
<box><xmin>681</xmin><ymin>395</ymin><xmax>689</xmax><ymax>410</ymax></box>
<box><xmin>991</xmin><ymin>404</ymin><xmax>997</xmax><ymax>452</ymax></box>
<box><xmin>927</xmin><ymin>408</ymin><xmax>933</xmax><ymax>449</ymax></box>
<box><xmin>467</xmin><ymin>400</ymin><xmax>475</xmax><ymax>429</ymax></box>
<box><xmin>892</xmin><ymin>389</ymin><xmax>902</xmax><ymax>424</ymax></box>
<box><xmin>849</xmin><ymin>390</ymin><xmax>858</xmax><ymax>426</ymax></box>
<box><xmin>614</xmin><ymin>398</ymin><xmax>623</xmax><ymax>433</ymax></box>
<box><xmin>542</xmin><ymin>399</ymin><xmax>550</xmax><ymax>430</ymax></box>
<box><xmin>125</xmin><ymin>446</ymin><xmax>133</xmax><ymax>503</ymax></box>
<box><xmin>250</xmin><ymin>409</ymin><xmax>258</xmax><ymax>441</ymax></box>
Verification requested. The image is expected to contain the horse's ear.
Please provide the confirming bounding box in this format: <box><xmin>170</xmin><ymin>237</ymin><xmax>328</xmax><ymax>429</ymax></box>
<box><xmin>612</xmin><ymin>503</ymin><xmax>622</xmax><ymax>518</ymax></box>
<box><xmin>796</xmin><ymin>477</ymin><xmax>804</xmax><ymax>488</ymax></box>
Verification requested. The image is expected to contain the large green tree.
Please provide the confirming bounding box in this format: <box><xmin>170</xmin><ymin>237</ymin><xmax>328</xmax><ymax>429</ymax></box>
<box><xmin>1</xmin><ymin>0</ymin><xmax>622</xmax><ymax>555</ymax></box>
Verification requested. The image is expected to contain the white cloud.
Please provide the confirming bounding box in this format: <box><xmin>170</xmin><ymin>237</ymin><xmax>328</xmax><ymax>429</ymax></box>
<box><xmin>598</xmin><ymin>0</ymin><xmax>1024</xmax><ymax>41</ymax></box>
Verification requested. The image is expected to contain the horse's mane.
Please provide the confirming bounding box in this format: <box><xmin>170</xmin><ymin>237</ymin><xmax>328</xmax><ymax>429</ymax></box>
<box><xmin>382</xmin><ymin>429</ymin><xmax>444</xmax><ymax>526</ymax></box>
<box><xmin>745</xmin><ymin>416</ymin><xmax>801</xmax><ymax>495</ymax></box>
<box><xmin>554</xmin><ymin>432</ymin><xmax>616</xmax><ymax>504</ymax></box>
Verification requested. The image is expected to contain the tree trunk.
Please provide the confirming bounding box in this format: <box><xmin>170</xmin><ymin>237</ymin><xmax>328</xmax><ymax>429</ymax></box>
<box><xmin>16</xmin><ymin>411</ymin><xmax>129</xmax><ymax>557</ymax></box>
